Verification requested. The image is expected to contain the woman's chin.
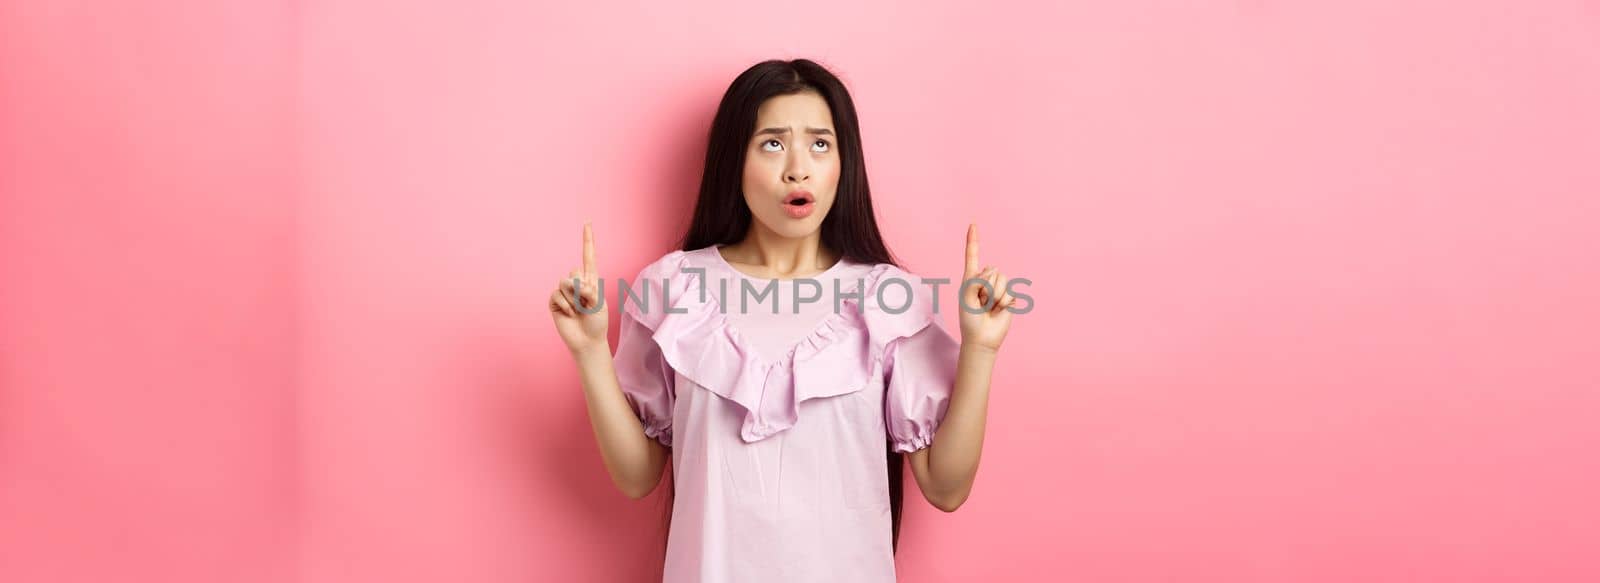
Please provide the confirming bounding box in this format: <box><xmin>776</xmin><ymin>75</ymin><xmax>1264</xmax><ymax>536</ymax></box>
<box><xmin>755</xmin><ymin>220</ymin><xmax>821</xmax><ymax>240</ymax></box>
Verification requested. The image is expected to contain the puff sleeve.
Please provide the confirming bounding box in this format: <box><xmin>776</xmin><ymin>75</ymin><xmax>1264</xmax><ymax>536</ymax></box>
<box><xmin>883</xmin><ymin>320</ymin><xmax>961</xmax><ymax>453</ymax></box>
<box><xmin>862</xmin><ymin>264</ymin><xmax>962</xmax><ymax>454</ymax></box>
<box><xmin>612</xmin><ymin>256</ymin><xmax>684</xmax><ymax>448</ymax></box>
<box><xmin>615</xmin><ymin>311</ymin><xmax>675</xmax><ymax>447</ymax></box>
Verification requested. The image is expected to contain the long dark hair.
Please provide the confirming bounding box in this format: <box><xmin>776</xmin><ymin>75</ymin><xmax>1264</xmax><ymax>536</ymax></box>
<box><xmin>664</xmin><ymin>58</ymin><xmax>910</xmax><ymax>554</ymax></box>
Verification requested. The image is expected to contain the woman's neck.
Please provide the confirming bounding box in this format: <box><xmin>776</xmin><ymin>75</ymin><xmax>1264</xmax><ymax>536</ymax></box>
<box><xmin>719</xmin><ymin>225</ymin><xmax>838</xmax><ymax>279</ymax></box>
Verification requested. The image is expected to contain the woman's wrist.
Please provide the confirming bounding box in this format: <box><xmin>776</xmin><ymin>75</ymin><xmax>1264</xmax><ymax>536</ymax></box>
<box><xmin>960</xmin><ymin>340</ymin><xmax>1000</xmax><ymax>360</ymax></box>
<box><xmin>570</xmin><ymin>339</ymin><xmax>611</xmax><ymax>360</ymax></box>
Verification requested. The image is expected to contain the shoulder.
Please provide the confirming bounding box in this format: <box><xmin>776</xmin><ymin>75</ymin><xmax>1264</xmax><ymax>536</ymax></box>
<box><xmin>860</xmin><ymin>262</ymin><xmax>941</xmax><ymax>303</ymax></box>
<box><xmin>628</xmin><ymin>246</ymin><xmax>720</xmax><ymax>282</ymax></box>
<box><xmin>857</xmin><ymin>262</ymin><xmax>949</xmax><ymax>344</ymax></box>
<box><xmin>620</xmin><ymin>247</ymin><xmax>726</xmax><ymax>313</ymax></box>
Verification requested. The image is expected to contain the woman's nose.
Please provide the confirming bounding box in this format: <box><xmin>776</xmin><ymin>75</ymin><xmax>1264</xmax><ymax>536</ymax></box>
<box><xmin>784</xmin><ymin>159</ymin><xmax>810</xmax><ymax>183</ymax></box>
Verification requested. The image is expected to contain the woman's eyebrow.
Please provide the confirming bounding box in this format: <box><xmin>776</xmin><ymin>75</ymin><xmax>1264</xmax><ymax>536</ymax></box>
<box><xmin>755</xmin><ymin>126</ymin><xmax>835</xmax><ymax>136</ymax></box>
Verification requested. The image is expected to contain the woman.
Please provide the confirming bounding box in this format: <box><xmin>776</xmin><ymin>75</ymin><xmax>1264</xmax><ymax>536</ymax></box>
<box><xmin>550</xmin><ymin>58</ymin><xmax>1016</xmax><ymax>582</ymax></box>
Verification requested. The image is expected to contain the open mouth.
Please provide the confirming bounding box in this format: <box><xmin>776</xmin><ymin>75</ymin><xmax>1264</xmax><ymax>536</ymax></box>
<box><xmin>782</xmin><ymin>192</ymin><xmax>816</xmax><ymax>218</ymax></box>
<box><xmin>783</xmin><ymin>191</ymin><xmax>815</xmax><ymax>206</ymax></box>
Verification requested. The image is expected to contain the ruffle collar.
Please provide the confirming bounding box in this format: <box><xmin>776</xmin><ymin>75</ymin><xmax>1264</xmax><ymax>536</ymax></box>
<box><xmin>623</xmin><ymin>247</ymin><xmax>942</xmax><ymax>443</ymax></box>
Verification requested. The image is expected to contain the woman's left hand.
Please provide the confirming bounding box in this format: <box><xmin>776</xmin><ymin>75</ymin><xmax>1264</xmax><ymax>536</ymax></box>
<box><xmin>957</xmin><ymin>223</ymin><xmax>1015</xmax><ymax>353</ymax></box>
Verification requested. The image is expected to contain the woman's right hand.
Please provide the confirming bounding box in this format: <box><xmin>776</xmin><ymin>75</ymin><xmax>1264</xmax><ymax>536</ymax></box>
<box><xmin>550</xmin><ymin>222</ymin><xmax>609</xmax><ymax>355</ymax></box>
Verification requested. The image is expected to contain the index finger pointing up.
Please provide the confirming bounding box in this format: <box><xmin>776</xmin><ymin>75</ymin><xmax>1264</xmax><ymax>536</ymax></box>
<box><xmin>965</xmin><ymin>223</ymin><xmax>980</xmax><ymax>277</ymax></box>
<box><xmin>583</xmin><ymin>222</ymin><xmax>596</xmax><ymax>275</ymax></box>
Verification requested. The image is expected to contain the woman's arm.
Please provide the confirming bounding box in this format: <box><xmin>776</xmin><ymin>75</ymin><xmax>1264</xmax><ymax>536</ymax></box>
<box><xmin>572</xmin><ymin>344</ymin><xmax>670</xmax><ymax>499</ymax></box>
<box><xmin>908</xmin><ymin>223</ymin><xmax>1015</xmax><ymax>512</ymax></box>
<box><xmin>909</xmin><ymin>342</ymin><xmax>996</xmax><ymax>511</ymax></box>
<box><xmin>551</xmin><ymin>223</ymin><xmax>669</xmax><ymax>499</ymax></box>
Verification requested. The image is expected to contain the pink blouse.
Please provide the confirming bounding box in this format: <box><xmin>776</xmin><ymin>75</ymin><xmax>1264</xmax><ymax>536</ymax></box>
<box><xmin>613</xmin><ymin>245</ymin><xmax>961</xmax><ymax>583</ymax></box>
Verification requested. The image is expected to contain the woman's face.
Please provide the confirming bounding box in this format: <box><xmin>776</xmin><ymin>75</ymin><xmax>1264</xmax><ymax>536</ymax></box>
<box><xmin>741</xmin><ymin>91</ymin><xmax>840</xmax><ymax>239</ymax></box>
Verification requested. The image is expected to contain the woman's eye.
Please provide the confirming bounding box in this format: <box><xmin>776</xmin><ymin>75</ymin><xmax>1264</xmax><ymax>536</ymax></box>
<box><xmin>761</xmin><ymin>139</ymin><xmax>783</xmax><ymax>152</ymax></box>
<box><xmin>811</xmin><ymin>139</ymin><xmax>831</xmax><ymax>153</ymax></box>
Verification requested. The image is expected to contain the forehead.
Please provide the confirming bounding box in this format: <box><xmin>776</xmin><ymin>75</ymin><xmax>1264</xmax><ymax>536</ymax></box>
<box><xmin>754</xmin><ymin>91</ymin><xmax>834</xmax><ymax>128</ymax></box>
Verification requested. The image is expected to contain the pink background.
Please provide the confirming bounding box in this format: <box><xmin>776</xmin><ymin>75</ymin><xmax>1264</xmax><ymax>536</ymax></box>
<box><xmin>4</xmin><ymin>1</ymin><xmax>1598</xmax><ymax>581</ymax></box>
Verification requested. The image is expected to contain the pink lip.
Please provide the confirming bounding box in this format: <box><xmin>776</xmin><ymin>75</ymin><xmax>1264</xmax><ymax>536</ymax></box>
<box><xmin>781</xmin><ymin>190</ymin><xmax>815</xmax><ymax>219</ymax></box>
<box><xmin>782</xmin><ymin>190</ymin><xmax>814</xmax><ymax>204</ymax></box>
<box><xmin>783</xmin><ymin>200</ymin><xmax>815</xmax><ymax>219</ymax></box>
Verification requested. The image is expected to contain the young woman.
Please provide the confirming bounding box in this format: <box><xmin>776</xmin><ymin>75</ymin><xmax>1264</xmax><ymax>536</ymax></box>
<box><xmin>550</xmin><ymin>59</ymin><xmax>1016</xmax><ymax>582</ymax></box>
